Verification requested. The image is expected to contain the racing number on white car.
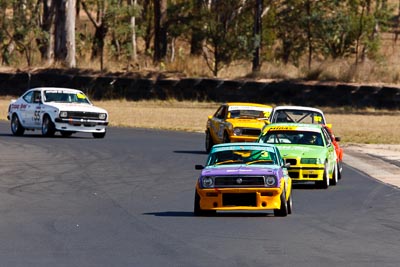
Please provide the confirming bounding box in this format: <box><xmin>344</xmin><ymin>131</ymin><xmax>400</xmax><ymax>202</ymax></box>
<box><xmin>34</xmin><ymin>110</ymin><xmax>41</xmax><ymax>124</ymax></box>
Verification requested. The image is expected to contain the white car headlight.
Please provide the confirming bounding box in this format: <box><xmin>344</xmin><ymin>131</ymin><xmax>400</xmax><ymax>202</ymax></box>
<box><xmin>99</xmin><ymin>113</ymin><xmax>107</xmax><ymax>120</ymax></box>
<box><xmin>265</xmin><ymin>175</ymin><xmax>276</xmax><ymax>186</ymax></box>
<box><xmin>201</xmin><ymin>177</ymin><xmax>214</xmax><ymax>188</ymax></box>
<box><xmin>59</xmin><ymin>111</ymin><xmax>68</xmax><ymax>118</ymax></box>
<box><xmin>233</xmin><ymin>128</ymin><xmax>242</xmax><ymax>136</ymax></box>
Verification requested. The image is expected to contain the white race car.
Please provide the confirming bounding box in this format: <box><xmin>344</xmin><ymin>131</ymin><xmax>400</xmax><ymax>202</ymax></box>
<box><xmin>7</xmin><ymin>87</ymin><xmax>109</xmax><ymax>138</ymax></box>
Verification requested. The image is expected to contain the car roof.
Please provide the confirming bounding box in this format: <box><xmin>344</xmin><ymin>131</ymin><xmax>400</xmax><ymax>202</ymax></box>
<box><xmin>272</xmin><ymin>105</ymin><xmax>324</xmax><ymax>113</ymax></box>
<box><xmin>263</xmin><ymin>123</ymin><xmax>323</xmax><ymax>133</ymax></box>
<box><xmin>28</xmin><ymin>87</ymin><xmax>83</xmax><ymax>93</ymax></box>
<box><xmin>226</xmin><ymin>102</ymin><xmax>272</xmax><ymax>108</ymax></box>
<box><xmin>211</xmin><ymin>142</ymin><xmax>277</xmax><ymax>151</ymax></box>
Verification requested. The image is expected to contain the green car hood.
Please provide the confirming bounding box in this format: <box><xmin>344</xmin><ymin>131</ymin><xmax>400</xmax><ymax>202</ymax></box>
<box><xmin>275</xmin><ymin>144</ymin><xmax>327</xmax><ymax>159</ymax></box>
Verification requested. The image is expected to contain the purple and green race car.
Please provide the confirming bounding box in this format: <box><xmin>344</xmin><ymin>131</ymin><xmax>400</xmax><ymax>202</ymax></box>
<box><xmin>194</xmin><ymin>143</ymin><xmax>293</xmax><ymax>216</ymax></box>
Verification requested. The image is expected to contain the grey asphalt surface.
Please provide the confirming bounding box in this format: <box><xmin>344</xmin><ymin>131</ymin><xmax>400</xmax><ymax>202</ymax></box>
<box><xmin>343</xmin><ymin>144</ymin><xmax>400</xmax><ymax>189</ymax></box>
<box><xmin>0</xmin><ymin>122</ymin><xmax>399</xmax><ymax>267</ymax></box>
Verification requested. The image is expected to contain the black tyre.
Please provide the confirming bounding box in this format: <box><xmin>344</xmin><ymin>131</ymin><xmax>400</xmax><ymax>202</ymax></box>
<box><xmin>274</xmin><ymin>189</ymin><xmax>288</xmax><ymax>217</ymax></box>
<box><xmin>42</xmin><ymin>115</ymin><xmax>56</xmax><ymax>137</ymax></box>
<box><xmin>338</xmin><ymin>161</ymin><xmax>343</xmax><ymax>180</ymax></box>
<box><xmin>60</xmin><ymin>131</ymin><xmax>73</xmax><ymax>137</ymax></box>
<box><xmin>11</xmin><ymin>114</ymin><xmax>25</xmax><ymax>136</ymax></box>
<box><xmin>330</xmin><ymin>163</ymin><xmax>338</xmax><ymax>186</ymax></box>
<box><xmin>287</xmin><ymin>190</ymin><xmax>293</xmax><ymax>215</ymax></box>
<box><xmin>222</xmin><ymin>132</ymin><xmax>230</xmax><ymax>143</ymax></box>
<box><xmin>93</xmin><ymin>131</ymin><xmax>106</xmax><ymax>138</ymax></box>
<box><xmin>194</xmin><ymin>191</ymin><xmax>215</xmax><ymax>216</ymax></box>
<box><xmin>316</xmin><ymin>163</ymin><xmax>330</xmax><ymax>189</ymax></box>
<box><xmin>205</xmin><ymin>130</ymin><xmax>214</xmax><ymax>153</ymax></box>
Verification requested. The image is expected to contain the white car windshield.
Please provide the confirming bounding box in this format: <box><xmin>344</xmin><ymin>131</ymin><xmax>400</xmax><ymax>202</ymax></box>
<box><xmin>44</xmin><ymin>90</ymin><xmax>90</xmax><ymax>104</ymax></box>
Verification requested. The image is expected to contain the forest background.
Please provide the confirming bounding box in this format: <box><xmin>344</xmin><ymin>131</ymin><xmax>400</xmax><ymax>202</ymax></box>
<box><xmin>1</xmin><ymin>0</ymin><xmax>400</xmax><ymax>83</ymax></box>
<box><xmin>0</xmin><ymin>0</ymin><xmax>400</xmax><ymax>145</ymax></box>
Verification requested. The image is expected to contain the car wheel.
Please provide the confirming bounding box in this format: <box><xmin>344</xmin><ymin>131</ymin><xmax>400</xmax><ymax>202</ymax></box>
<box><xmin>274</xmin><ymin>189</ymin><xmax>288</xmax><ymax>217</ymax></box>
<box><xmin>205</xmin><ymin>130</ymin><xmax>214</xmax><ymax>153</ymax></box>
<box><xmin>287</xmin><ymin>189</ymin><xmax>293</xmax><ymax>215</ymax></box>
<box><xmin>338</xmin><ymin>161</ymin><xmax>343</xmax><ymax>180</ymax></box>
<box><xmin>93</xmin><ymin>131</ymin><xmax>106</xmax><ymax>138</ymax></box>
<box><xmin>11</xmin><ymin>114</ymin><xmax>25</xmax><ymax>136</ymax></box>
<box><xmin>330</xmin><ymin>162</ymin><xmax>338</xmax><ymax>186</ymax></box>
<box><xmin>60</xmin><ymin>131</ymin><xmax>73</xmax><ymax>137</ymax></box>
<box><xmin>42</xmin><ymin>115</ymin><xmax>56</xmax><ymax>137</ymax></box>
<box><xmin>194</xmin><ymin>190</ymin><xmax>215</xmax><ymax>216</ymax></box>
<box><xmin>223</xmin><ymin>132</ymin><xmax>230</xmax><ymax>143</ymax></box>
<box><xmin>316</xmin><ymin>163</ymin><xmax>330</xmax><ymax>189</ymax></box>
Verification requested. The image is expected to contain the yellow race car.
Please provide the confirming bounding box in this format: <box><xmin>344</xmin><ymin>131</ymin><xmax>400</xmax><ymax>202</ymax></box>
<box><xmin>205</xmin><ymin>102</ymin><xmax>272</xmax><ymax>153</ymax></box>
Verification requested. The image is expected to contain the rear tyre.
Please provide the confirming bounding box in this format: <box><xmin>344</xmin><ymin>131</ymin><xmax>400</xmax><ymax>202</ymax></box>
<box><xmin>205</xmin><ymin>130</ymin><xmax>214</xmax><ymax>153</ymax></box>
<box><xmin>11</xmin><ymin>114</ymin><xmax>25</xmax><ymax>136</ymax></box>
<box><xmin>42</xmin><ymin>115</ymin><xmax>55</xmax><ymax>137</ymax></box>
<box><xmin>274</xmin><ymin>189</ymin><xmax>288</xmax><ymax>217</ymax></box>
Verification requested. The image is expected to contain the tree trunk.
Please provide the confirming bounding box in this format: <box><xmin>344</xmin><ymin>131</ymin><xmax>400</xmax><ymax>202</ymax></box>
<box><xmin>153</xmin><ymin>0</ymin><xmax>167</xmax><ymax>63</ymax></box>
<box><xmin>54</xmin><ymin>0</ymin><xmax>76</xmax><ymax>68</ymax></box>
<box><xmin>129</xmin><ymin>0</ymin><xmax>137</xmax><ymax>62</ymax></box>
<box><xmin>39</xmin><ymin>0</ymin><xmax>56</xmax><ymax>64</ymax></box>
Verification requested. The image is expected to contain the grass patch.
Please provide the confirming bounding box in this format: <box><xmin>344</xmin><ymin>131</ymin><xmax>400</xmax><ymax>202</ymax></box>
<box><xmin>0</xmin><ymin>98</ymin><xmax>399</xmax><ymax>144</ymax></box>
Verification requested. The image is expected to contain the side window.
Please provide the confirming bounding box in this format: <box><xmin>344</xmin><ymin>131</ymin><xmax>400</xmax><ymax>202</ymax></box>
<box><xmin>215</xmin><ymin>106</ymin><xmax>227</xmax><ymax>119</ymax></box>
<box><xmin>33</xmin><ymin>91</ymin><xmax>42</xmax><ymax>103</ymax></box>
<box><xmin>23</xmin><ymin>91</ymin><xmax>34</xmax><ymax>103</ymax></box>
<box><xmin>321</xmin><ymin>128</ymin><xmax>332</xmax><ymax>146</ymax></box>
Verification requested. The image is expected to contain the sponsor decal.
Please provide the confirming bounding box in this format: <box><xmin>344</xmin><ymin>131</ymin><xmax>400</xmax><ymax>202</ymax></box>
<box><xmin>228</xmin><ymin>106</ymin><xmax>271</xmax><ymax>112</ymax></box>
<box><xmin>77</xmin><ymin>93</ymin><xmax>86</xmax><ymax>99</ymax></box>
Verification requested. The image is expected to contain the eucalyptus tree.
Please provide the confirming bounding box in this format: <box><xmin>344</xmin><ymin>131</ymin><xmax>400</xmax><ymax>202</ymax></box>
<box><xmin>199</xmin><ymin>0</ymin><xmax>255</xmax><ymax>77</ymax></box>
<box><xmin>0</xmin><ymin>0</ymin><xmax>42</xmax><ymax>66</ymax></box>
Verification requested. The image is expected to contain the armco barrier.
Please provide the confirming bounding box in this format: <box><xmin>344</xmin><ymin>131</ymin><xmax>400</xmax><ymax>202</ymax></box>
<box><xmin>0</xmin><ymin>70</ymin><xmax>399</xmax><ymax>109</ymax></box>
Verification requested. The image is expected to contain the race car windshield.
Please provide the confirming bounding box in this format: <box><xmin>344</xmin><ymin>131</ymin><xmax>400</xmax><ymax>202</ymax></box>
<box><xmin>207</xmin><ymin>149</ymin><xmax>278</xmax><ymax>166</ymax></box>
<box><xmin>44</xmin><ymin>91</ymin><xmax>90</xmax><ymax>104</ymax></box>
<box><xmin>260</xmin><ymin>130</ymin><xmax>324</xmax><ymax>146</ymax></box>
<box><xmin>272</xmin><ymin>110</ymin><xmax>325</xmax><ymax>124</ymax></box>
<box><xmin>229</xmin><ymin>109</ymin><xmax>265</xmax><ymax>119</ymax></box>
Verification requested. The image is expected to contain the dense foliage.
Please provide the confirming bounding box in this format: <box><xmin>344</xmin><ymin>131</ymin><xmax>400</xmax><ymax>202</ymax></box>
<box><xmin>0</xmin><ymin>0</ymin><xmax>395</xmax><ymax>77</ymax></box>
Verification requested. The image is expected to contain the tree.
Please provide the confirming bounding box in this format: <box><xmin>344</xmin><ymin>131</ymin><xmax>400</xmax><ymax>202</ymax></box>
<box><xmin>54</xmin><ymin>0</ymin><xmax>76</xmax><ymax>68</ymax></box>
<box><xmin>153</xmin><ymin>0</ymin><xmax>167</xmax><ymax>63</ymax></box>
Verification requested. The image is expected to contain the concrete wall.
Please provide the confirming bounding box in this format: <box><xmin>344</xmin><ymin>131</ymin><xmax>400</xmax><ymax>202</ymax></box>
<box><xmin>0</xmin><ymin>70</ymin><xmax>399</xmax><ymax>109</ymax></box>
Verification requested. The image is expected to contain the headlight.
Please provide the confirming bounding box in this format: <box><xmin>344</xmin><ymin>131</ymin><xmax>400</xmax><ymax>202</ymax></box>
<box><xmin>99</xmin><ymin>113</ymin><xmax>107</xmax><ymax>120</ymax></box>
<box><xmin>233</xmin><ymin>128</ymin><xmax>242</xmax><ymax>136</ymax></box>
<box><xmin>301</xmin><ymin>158</ymin><xmax>324</xmax><ymax>164</ymax></box>
<box><xmin>59</xmin><ymin>111</ymin><xmax>68</xmax><ymax>118</ymax></box>
<box><xmin>265</xmin><ymin>175</ymin><xmax>276</xmax><ymax>186</ymax></box>
<box><xmin>201</xmin><ymin>176</ymin><xmax>214</xmax><ymax>188</ymax></box>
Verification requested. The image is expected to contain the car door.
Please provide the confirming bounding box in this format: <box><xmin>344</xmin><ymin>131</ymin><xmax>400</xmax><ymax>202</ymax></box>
<box><xmin>209</xmin><ymin>105</ymin><xmax>228</xmax><ymax>143</ymax></box>
<box><xmin>321</xmin><ymin>128</ymin><xmax>336</xmax><ymax>173</ymax></box>
<box><xmin>24</xmin><ymin>90</ymin><xmax>42</xmax><ymax>128</ymax></box>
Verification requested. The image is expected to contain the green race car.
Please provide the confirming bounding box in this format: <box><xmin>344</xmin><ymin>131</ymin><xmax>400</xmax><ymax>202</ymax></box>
<box><xmin>258</xmin><ymin>123</ymin><xmax>338</xmax><ymax>188</ymax></box>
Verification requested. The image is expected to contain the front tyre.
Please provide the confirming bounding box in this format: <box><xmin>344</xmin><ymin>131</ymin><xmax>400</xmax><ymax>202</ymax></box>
<box><xmin>287</xmin><ymin>190</ymin><xmax>293</xmax><ymax>215</ymax></box>
<box><xmin>330</xmin><ymin>163</ymin><xmax>338</xmax><ymax>186</ymax></box>
<box><xmin>93</xmin><ymin>131</ymin><xmax>106</xmax><ymax>138</ymax></box>
<box><xmin>11</xmin><ymin>114</ymin><xmax>25</xmax><ymax>136</ymax></box>
<box><xmin>274</xmin><ymin>189</ymin><xmax>288</xmax><ymax>217</ymax></box>
<box><xmin>316</xmin><ymin>163</ymin><xmax>330</xmax><ymax>189</ymax></box>
<box><xmin>42</xmin><ymin>115</ymin><xmax>56</xmax><ymax>137</ymax></box>
<box><xmin>194</xmin><ymin>190</ymin><xmax>215</xmax><ymax>216</ymax></box>
<box><xmin>205</xmin><ymin>130</ymin><xmax>214</xmax><ymax>153</ymax></box>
